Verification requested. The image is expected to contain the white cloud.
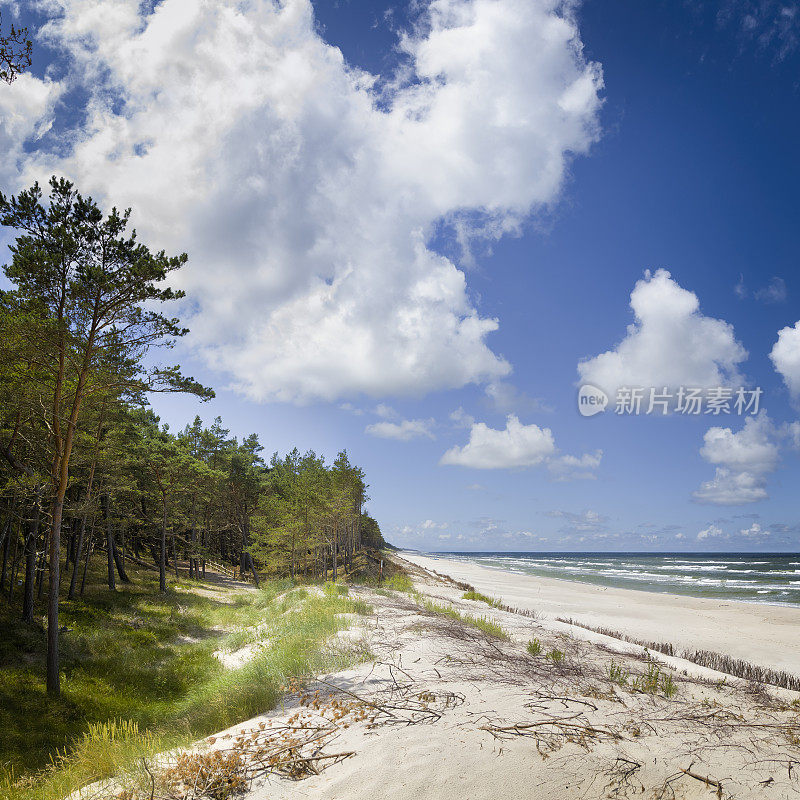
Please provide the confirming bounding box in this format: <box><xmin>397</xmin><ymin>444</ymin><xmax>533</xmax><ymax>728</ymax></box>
<box><xmin>697</xmin><ymin>524</ymin><xmax>725</xmax><ymax>541</ymax></box>
<box><xmin>440</xmin><ymin>414</ymin><xmax>556</xmax><ymax>469</ymax></box>
<box><xmin>578</xmin><ymin>269</ymin><xmax>747</xmax><ymax>396</ymax></box>
<box><xmin>693</xmin><ymin>413</ymin><xmax>779</xmax><ymax>505</ymax></box>
<box><xmin>0</xmin><ymin>73</ymin><xmax>61</xmax><ymax>189</ymax></box>
<box><xmin>365</xmin><ymin>418</ymin><xmax>436</xmax><ymax>441</ymax></box>
<box><xmin>739</xmin><ymin>522</ymin><xmax>766</xmax><ymax>538</ymax></box>
<box><xmin>770</xmin><ymin>320</ymin><xmax>800</xmax><ymax>398</ymax></box>
<box><xmin>441</xmin><ymin>414</ymin><xmax>600</xmax><ymax>474</ymax></box>
<box><xmin>13</xmin><ymin>0</ymin><xmax>603</xmax><ymax>403</ymax></box>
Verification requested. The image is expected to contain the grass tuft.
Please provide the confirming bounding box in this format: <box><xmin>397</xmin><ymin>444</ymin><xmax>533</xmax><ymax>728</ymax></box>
<box><xmin>382</xmin><ymin>574</ymin><xmax>413</xmax><ymax>593</ymax></box>
<box><xmin>461</xmin><ymin>590</ymin><xmax>503</xmax><ymax>608</ymax></box>
<box><xmin>526</xmin><ymin>638</ymin><xmax>542</xmax><ymax>656</ymax></box>
<box><xmin>421</xmin><ymin>599</ymin><xmax>510</xmax><ymax>640</ymax></box>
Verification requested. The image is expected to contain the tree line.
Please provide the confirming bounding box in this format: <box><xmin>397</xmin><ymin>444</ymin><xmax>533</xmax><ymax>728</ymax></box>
<box><xmin>0</xmin><ymin>178</ymin><xmax>383</xmax><ymax>698</ymax></box>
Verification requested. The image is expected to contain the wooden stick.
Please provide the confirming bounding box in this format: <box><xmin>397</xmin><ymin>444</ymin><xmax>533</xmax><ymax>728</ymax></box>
<box><xmin>679</xmin><ymin>767</ymin><xmax>724</xmax><ymax>798</ymax></box>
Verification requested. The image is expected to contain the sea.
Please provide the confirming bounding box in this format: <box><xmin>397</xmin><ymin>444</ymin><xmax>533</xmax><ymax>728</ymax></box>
<box><xmin>423</xmin><ymin>552</ymin><xmax>800</xmax><ymax>607</ymax></box>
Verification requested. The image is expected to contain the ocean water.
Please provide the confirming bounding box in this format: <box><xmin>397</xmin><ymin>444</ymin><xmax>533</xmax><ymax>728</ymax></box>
<box><xmin>426</xmin><ymin>552</ymin><xmax>800</xmax><ymax>607</ymax></box>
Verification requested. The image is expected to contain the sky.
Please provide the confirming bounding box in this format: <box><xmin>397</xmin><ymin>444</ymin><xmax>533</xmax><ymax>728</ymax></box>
<box><xmin>2</xmin><ymin>0</ymin><xmax>800</xmax><ymax>552</ymax></box>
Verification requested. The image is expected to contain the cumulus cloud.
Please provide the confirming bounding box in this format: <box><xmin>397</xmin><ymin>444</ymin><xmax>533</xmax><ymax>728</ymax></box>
<box><xmin>739</xmin><ymin>522</ymin><xmax>767</xmax><ymax>538</ymax></box>
<box><xmin>697</xmin><ymin>524</ymin><xmax>725</xmax><ymax>541</ymax></box>
<box><xmin>693</xmin><ymin>413</ymin><xmax>779</xmax><ymax>505</ymax></box>
<box><xmin>770</xmin><ymin>320</ymin><xmax>800</xmax><ymax>398</ymax></box>
<box><xmin>365</xmin><ymin>417</ymin><xmax>436</xmax><ymax>441</ymax></box>
<box><xmin>440</xmin><ymin>414</ymin><xmax>600</xmax><ymax>474</ymax></box>
<box><xmin>440</xmin><ymin>414</ymin><xmax>556</xmax><ymax>468</ymax></box>
<box><xmin>12</xmin><ymin>0</ymin><xmax>603</xmax><ymax>403</ymax></box>
<box><xmin>578</xmin><ymin>269</ymin><xmax>747</xmax><ymax>396</ymax></box>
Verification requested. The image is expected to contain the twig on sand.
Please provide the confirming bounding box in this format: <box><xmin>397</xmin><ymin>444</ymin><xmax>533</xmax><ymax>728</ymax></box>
<box><xmin>677</xmin><ymin>764</ymin><xmax>725</xmax><ymax>798</ymax></box>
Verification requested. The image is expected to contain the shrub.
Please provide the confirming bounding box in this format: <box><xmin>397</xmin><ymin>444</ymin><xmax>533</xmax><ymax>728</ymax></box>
<box><xmin>526</xmin><ymin>638</ymin><xmax>542</xmax><ymax>656</ymax></box>
<box><xmin>383</xmin><ymin>573</ymin><xmax>413</xmax><ymax>592</ymax></box>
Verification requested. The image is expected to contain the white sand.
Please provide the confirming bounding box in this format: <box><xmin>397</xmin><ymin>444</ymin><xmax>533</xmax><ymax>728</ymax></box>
<box><xmin>403</xmin><ymin>552</ymin><xmax>800</xmax><ymax>674</ymax></box>
<box><xmin>93</xmin><ymin>559</ymin><xmax>800</xmax><ymax>800</ymax></box>
<box><xmin>228</xmin><ymin>558</ymin><xmax>800</xmax><ymax>800</ymax></box>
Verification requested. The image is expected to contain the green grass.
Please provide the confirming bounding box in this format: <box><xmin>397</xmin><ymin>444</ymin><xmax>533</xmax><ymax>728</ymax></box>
<box><xmin>608</xmin><ymin>659</ymin><xmax>677</xmax><ymax>698</ymax></box>
<box><xmin>422</xmin><ymin>599</ymin><xmax>510</xmax><ymax>640</ymax></box>
<box><xmin>546</xmin><ymin>648</ymin><xmax>565</xmax><ymax>663</ymax></box>
<box><xmin>382</xmin><ymin>573</ymin><xmax>413</xmax><ymax>592</ymax></box>
<box><xmin>608</xmin><ymin>659</ymin><xmax>630</xmax><ymax>685</ymax></box>
<box><xmin>526</xmin><ymin>638</ymin><xmax>542</xmax><ymax>656</ymax></box>
<box><xmin>631</xmin><ymin>662</ymin><xmax>677</xmax><ymax>698</ymax></box>
<box><xmin>0</xmin><ymin>564</ymin><xmax>373</xmax><ymax>800</ymax></box>
<box><xmin>462</xmin><ymin>590</ymin><xmax>502</xmax><ymax>608</ymax></box>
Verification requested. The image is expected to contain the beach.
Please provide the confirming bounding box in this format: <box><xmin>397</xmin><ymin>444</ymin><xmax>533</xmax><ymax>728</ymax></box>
<box><xmin>233</xmin><ymin>555</ymin><xmax>800</xmax><ymax>799</ymax></box>
<box><xmin>74</xmin><ymin>555</ymin><xmax>800</xmax><ymax>800</ymax></box>
<box><xmin>402</xmin><ymin>552</ymin><xmax>800</xmax><ymax>674</ymax></box>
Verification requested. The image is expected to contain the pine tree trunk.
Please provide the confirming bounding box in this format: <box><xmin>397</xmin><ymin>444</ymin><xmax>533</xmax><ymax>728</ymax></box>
<box><xmin>112</xmin><ymin>536</ymin><xmax>131</xmax><ymax>583</ymax></box>
<box><xmin>47</xmin><ymin>497</ymin><xmax>63</xmax><ymax>696</ymax></box>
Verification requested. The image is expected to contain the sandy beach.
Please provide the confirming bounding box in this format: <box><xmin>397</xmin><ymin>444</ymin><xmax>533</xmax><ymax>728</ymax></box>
<box><xmin>78</xmin><ymin>556</ymin><xmax>800</xmax><ymax>800</ymax></box>
<box><xmin>147</xmin><ymin>556</ymin><xmax>800</xmax><ymax>800</ymax></box>
<box><xmin>402</xmin><ymin>552</ymin><xmax>800</xmax><ymax>674</ymax></box>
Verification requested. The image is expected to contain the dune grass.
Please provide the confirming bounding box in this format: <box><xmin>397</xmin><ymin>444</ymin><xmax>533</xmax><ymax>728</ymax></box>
<box><xmin>422</xmin><ymin>599</ymin><xmax>510</xmax><ymax>640</ymax></box>
<box><xmin>382</xmin><ymin>573</ymin><xmax>413</xmax><ymax>593</ymax></box>
<box><xmin>461</xmin><ymin>590</ymin><xmax>503</xmax><ymax>608</ymax></box>
<box><xmin>0</xmin><ymin>564</ymin><xmax>373</xmax><ymax>800</ymax></box>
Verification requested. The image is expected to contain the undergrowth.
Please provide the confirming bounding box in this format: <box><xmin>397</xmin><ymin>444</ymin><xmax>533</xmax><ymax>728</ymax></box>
<box><xmin>0</xmin><ymin>564</ymin><xmax>373</xmax><ymax>800</ymax></box>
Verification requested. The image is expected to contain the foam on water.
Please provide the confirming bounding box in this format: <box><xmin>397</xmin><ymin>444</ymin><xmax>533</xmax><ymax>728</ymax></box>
<box><xmin>423</xmin><ymin>552</ymin><xmax>800</xmax><ymax>607</ymax></box>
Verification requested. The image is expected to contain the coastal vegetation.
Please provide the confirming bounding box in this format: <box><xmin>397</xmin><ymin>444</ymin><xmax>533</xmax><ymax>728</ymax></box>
<box><xmin>559</xmin><ymin>616</ymin><xmax>800</xmax><ymax>692</ymax></box>
<box><xmin>0</xmin><ymin>179</ymin><xmax>389</xmax><ymax>795</ymax></box>
<box><xmin>1</xmin><ymin>561</ymin><xmax>374</xmax><ymax>799</ymax></box>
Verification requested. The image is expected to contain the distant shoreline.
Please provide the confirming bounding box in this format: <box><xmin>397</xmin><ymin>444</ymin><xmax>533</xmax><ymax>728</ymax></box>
<box><xmin>399</xmin><ymin>551</ymin><xmax>800</xmax><ymax>674</ymax></box>
<box><xmin>398</xmin><ymin>549</ymin><xmax>800</xmax><ymax>608</ymax></box>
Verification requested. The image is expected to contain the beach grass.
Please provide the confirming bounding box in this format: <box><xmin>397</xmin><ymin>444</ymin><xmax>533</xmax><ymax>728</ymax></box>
<box><xmin>421</xmin><ymin>599</ymin><xmax>510</xmax><ymax>640</ymax></box>
<box><xmin>461</xmin><ymin>590</ymin><xmax>503</xmax><ymax>608</ymax></box>
<box><xmin>560</xmin><ymin>616</ymin><xmax>800</xmax><ymax>692</ymax></box>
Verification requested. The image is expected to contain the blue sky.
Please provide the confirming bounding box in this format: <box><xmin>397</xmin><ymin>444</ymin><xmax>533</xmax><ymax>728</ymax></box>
<box><xmin>3</xmin><ymin>0</ymin><xmax>800</xmax><ymax>551</ymax></box>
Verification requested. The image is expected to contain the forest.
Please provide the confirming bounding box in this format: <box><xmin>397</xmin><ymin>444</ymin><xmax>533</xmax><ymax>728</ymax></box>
<box><xmin>0</xmin><ymin>177</ymin><xmax>384</xmax><ymax>700</ymax></box>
